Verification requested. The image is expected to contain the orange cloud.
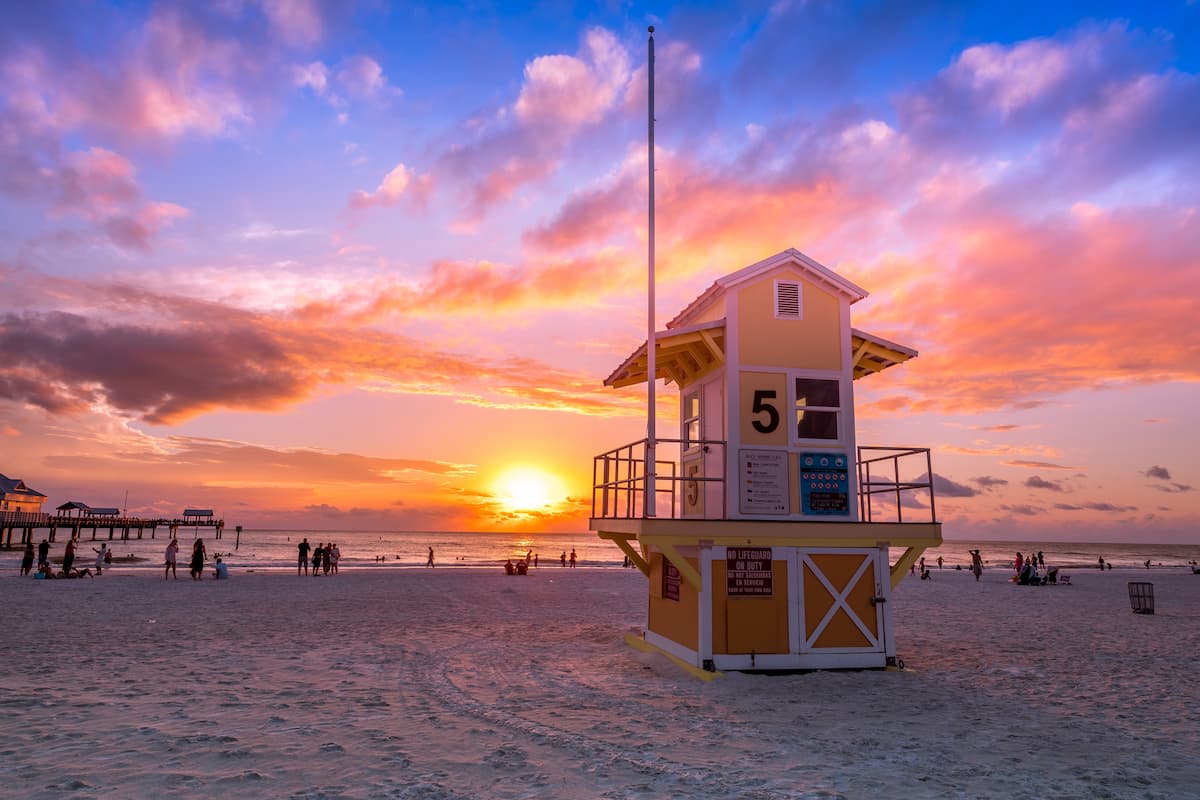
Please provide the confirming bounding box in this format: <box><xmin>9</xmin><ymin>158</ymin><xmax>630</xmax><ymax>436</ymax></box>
<box><xmin>0</xmin><ymin>276</ymin><xmax>646</xmax><ymax>426</ymax></box>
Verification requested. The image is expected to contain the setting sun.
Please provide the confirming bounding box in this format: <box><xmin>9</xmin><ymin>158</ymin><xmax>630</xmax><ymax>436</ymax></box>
<box><xmin>494</xmin><ymin>467</ymin><xmax>564</xmax><ymax>511</ymax></box>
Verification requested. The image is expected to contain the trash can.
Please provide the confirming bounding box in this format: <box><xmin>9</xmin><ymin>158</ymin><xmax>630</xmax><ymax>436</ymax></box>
<box><xmin>1127</xmin><ymin>582</ymin><xmax>1155</xmax><ymax>614</ymax></box>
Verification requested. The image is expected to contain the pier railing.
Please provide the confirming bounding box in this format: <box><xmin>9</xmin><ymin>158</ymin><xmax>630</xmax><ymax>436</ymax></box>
<box><xmin>1</xmin><ymin>511</ymin><xmax>227</xmax><ymax>547</ymax></box>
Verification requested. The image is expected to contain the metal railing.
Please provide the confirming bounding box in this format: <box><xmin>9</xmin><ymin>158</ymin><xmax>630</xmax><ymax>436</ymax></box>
<box><xmin>591</xmin><ymin>438</ymin><xmax>727</xmax><ymax>519</ymax></box>
<box><xmin>856</xmin><ymin>446</ymin><xmax>937</xmax><ymax>523</ymax></box>
<box><xmin>592</xmin><ymin>440</ymin><xmax>937</xmax><ymax>524</ymax></box>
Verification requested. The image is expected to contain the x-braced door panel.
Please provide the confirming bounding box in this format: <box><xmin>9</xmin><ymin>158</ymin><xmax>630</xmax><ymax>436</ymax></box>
<box><xmin>798</xmin><ymin>550</ymin><xmax>884</xmax><ymax>652</ymax></box>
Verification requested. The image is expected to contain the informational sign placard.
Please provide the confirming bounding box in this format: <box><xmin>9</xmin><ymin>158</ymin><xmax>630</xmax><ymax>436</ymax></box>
<box><xmin>727</xmin><ymin>547</ymin><xmax>773</xmax><ymax>596</ymax></box>
<box><xmin>738</xmin><ymin>449</ymin><xmax>790</xmax><ymax>515</ymax></box>
<box><xmin>800</xmin><ymin>452</ymin><xmax>850</xmax><ymax>515</ymax></box>
<box><xmin>662</xmin><ymin>557</ymin><xmax>680</xmax><ymax>601</ymax></box>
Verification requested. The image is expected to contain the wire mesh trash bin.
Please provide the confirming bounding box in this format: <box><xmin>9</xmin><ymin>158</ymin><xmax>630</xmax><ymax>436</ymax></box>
<box><xmin>1128</xmin><ymin>582</ymin><xmax>1155</xmax><ymax>614</ymax></box>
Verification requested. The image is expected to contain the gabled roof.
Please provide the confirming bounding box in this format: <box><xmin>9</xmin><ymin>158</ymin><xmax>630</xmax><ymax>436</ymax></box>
<box><xmin>0</xmin><ymin>473</ymin><xmax>47</xmax><ymax>498</ymax></box>
<box><xmin>669</xmin><ymin>249</ymin><xmax>869</xmax><ymax>330</ymax></box>
<box><xmin>57</xmin><ymin>501</ymin><xmax>93</xmax><ymax>512</ymax></box>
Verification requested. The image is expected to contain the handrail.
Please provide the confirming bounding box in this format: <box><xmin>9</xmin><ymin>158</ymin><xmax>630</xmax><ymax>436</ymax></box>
<box><xmin>856</xmin><ymin>446</ymin><xmax>937</xmax><ymax>523</ymax></box>
<box><xmin>592</xmin><ymin>438</ymin><xmax>726</xmax><ymax>519</ymax></box>
<box><xmin>591</xmin><ymin>441</ymin><xmax>936</xmax><ymax>523</ymax></box>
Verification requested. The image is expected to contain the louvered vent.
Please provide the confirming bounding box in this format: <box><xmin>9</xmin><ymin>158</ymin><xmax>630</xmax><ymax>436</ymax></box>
<box><xmin>775</xmin><ymin>281</ymin><xmax>801</xmax><ymax>319</ymax></box>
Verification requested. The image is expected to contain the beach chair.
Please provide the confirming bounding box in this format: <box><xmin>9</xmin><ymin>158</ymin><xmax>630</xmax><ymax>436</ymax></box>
<box><xmin>1058</xmin><ymin>574</ymin><xmax>1071</xmax><ymax>585</ymax></box>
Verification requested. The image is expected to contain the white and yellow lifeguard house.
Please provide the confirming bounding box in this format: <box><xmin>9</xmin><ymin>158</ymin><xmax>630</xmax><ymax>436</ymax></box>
<box><xmin>591</xmin><ymin>248</ymin><xmax>942</xmax><ymax>673</ymax></box>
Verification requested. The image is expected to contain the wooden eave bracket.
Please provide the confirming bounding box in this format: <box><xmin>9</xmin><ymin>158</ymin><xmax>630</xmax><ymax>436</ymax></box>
<box><xmin>650</xmin><ymin>540</ymin><xmax>702</xmax><ymax>590</ymax></box>
<box><xmin>890</xmin><ymin>546</ymin><xmax>927</xmax><ymax>589</ymax></box>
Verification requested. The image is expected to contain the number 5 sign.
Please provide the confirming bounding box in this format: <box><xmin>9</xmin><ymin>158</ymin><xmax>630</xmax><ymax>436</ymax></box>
<box><xmin>740</xmin><ymin>372</ymin><xmax>787</xmax><ymax>446</ymax></box>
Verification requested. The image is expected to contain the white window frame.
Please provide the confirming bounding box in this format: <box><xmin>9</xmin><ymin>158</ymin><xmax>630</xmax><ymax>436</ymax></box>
<box><xmin>681</xmin><ymin>389</ymin><xmax>702</xmax><ymax>453</ymax></box>
<box><xmin>791</xmin><ymin>373</ymin><xmax>844</xmax><ymax>445</ymax></box>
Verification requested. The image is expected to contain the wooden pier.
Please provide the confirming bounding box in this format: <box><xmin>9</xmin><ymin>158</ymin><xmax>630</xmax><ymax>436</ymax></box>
<box><xmin>0</xmin><ymin>511</ymin><xmax>226</xmax><ymax>547</ymax></box>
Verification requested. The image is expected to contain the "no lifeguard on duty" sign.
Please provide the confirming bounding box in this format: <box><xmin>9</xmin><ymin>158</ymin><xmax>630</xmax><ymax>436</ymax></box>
<box><xmin>726</xmin><ymin>547</ymin><xmax>773</xmax><ymax>596</ymax></box>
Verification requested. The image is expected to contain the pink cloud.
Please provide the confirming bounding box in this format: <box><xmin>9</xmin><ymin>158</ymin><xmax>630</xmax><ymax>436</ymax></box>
<box><xmin>337</xmin><ymin>55</ymin><xmax>397</xmax><ymax>101</ymax></box>
<box><xmin>515</xmin><ymin>28</ymin><xmax>630</xmax><ymax>128</ymax></box>
<box><xmin>347</xmin><ymin>163</ymin><xmax>433</xmax><ymax>212</ymax></box>
<box><xmin>260</xmin><ymin>0</ymin><xmax>324</xmax><ymax>47</ymax></box>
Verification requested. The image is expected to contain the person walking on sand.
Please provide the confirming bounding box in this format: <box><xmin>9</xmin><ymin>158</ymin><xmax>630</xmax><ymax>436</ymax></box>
<box><xmin>92</xmin><ymin>543</ymin><xmax>107</xmax><ymax>576</ymax></box>
<box><xmin>969</xmin><ymin>549</ymin><xmax>983</xmax><ymax>582</ymax></box>
<box><xmin>165</xmin><ymin>538</ymin><xmax>179</xmax><ymax>579</ymax></box>
<box><xmin>936</xmin><ymin>555</ymin><xmax>944</xmax><ymax>570</ymax></box>
<box><xmin>21</xmin><ymin>542</ymin><xmax>35</xmax><ymax>576</ymax></box>
<box><xmin>426</xmin><ymin>547</ymin><xmax>435</xmax><ymax>568</ymax></box>
<box><xmin>569</xmin><ymin>548</ymin><xmax>577</xmax><ymax>568</ymax></box>
<box><xmin>62</xmin><ymin>538</ymin><xmax>76</xmax><ymax>575</ymax></box>
<box><xmin>189</xmin><ymin>539</ymin><xmax>206</xmax><ymax>580</ymax></box>
<box><xmin>298</xmin><ymin>537</ymin><xmax>311</xmax><ymax>576</ymax></box>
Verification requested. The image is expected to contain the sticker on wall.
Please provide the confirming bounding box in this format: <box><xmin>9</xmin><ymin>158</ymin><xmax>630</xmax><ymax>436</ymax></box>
<box><xmin>738</xmin><ymin>449</ymin><xmax>790</xmax><ymax>515</ymax></box>
<box><xmin>800</xmin><ymin>452</ymin><xmax>850</xmax><ymax>515</ymax></box>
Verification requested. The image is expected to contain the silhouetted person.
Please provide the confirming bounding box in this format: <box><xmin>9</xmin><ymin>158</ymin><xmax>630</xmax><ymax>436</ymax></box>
<box><xmin>298</xmin><ymin>538</ymin><xmax>310</xmax><ymax>575</ymax></box>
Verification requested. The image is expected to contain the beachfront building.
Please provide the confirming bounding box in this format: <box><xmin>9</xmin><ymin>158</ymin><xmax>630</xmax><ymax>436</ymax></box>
<box><xmin>590</xmin><ymin>248</ymin><xmax>942</xmax><ymax>673</ymax></box>
<box><xmin>0</xmin><ymin>474</ymin><xmax>47</xmax><ymax>514</ymax></box>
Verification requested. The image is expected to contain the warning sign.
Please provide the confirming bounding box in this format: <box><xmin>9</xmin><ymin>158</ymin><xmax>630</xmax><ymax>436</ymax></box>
<box><xmin>663</xmin><ymin>557</ymin><xmax>680</xmax><ymax>601</ymax></box>
<box><xmin>726</xmin><ymin>547</ymin><xmax>773</xmax><ymax>596</ymax></box>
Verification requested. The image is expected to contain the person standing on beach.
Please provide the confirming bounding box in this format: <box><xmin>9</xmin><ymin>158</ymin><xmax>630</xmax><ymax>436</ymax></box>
<box><xmin>1098</xmin><ymin>556</ymin><xmax>1105</xmax><ymax>570</ymax></box>
<box><xmin>62</xmin><ymin>538</ymin><xmax>76</xmax><ymax>575</ymax></box>
<box><xmin>970</xmin><ymin>549</ymin><xmax>984</xmax><ymax>582</ymax></box>
<box><xmin>560</xmin><ymin>551</ymin><xmax>567</xmax><ymax>567</ymax></box>
<box><xmin>569</xmin><ymin>548</ymin><xmax>577</xmax><ymax>568</ymax></box>
<box><xmin>92</xmin><ymin>543</ymin><xmax>107</xmax><ymax>576</ymax></box>
<box><xmin>322</xmin><ymin>545</ymin><xmax>331</xmax><ymax>575</ymax></box>
<box><xmin>21</xmin><ymin>542</ymin><xmax>35</xmax><ymax>576</ymax></box>
<box><xmin>37</xmin><ymin>539</ymin><xmax>50</xmax><ymax>571</ymax></box>
<box><xmin>189</xmin><ymin>539</ymin><xmax>206</xmax><ymax>580</ymax></box>
<box><xmin>165</xmin><ymin>538</ymin><xmax>179</xmax><ymax>579</ymax></box>
<box><xmin>330</xmin><ymin>543</ymin><xmax>340</xmax><ymax>574</ymax></box>
<box><xmin>312</xmin><ymin>543</ymin><xmax>323</xmax><ymax>576</ymax></box>
<box><xmin>298</xmin><ymin>538</ymin><xmax>311</xmax><ymax>576</ymax></box>
<box><xmin>426</xmin><ymin>547</ymin><xmax>435</xmax><ymax>568</ymax></box>
<box><xmin>1037</xmin><ymin>551</ymin><xmax>1045</xmax><ymax>570</ymax></box>
<box><xmin>936</xmin><ymin>556</ymin><xmax>943</xmax><ymax>570</ymax></box>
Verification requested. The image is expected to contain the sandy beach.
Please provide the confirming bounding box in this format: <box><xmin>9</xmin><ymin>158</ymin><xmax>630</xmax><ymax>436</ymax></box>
<box><xmin>1</xmin><ymin>564</ymin><xmax>1197</xmax><ymax>799</ymax></box>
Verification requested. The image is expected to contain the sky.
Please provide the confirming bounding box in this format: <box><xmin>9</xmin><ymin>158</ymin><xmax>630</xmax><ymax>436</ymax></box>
<box><xmin>1</xmin><ymin>0</ymin><xmax>1197</xmax><ymax>542</ymax></box>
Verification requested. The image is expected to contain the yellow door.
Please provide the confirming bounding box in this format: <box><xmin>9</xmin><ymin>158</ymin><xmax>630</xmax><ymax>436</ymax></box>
<box><xmin>798</xmin><ymin>549</ymin><xmax>885</xmax><ymax>653</ymax></box>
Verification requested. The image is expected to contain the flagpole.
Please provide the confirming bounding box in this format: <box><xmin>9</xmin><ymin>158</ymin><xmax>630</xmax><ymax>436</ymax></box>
<box><xmin>645</xmin><ymin>25</ymin><xmax>657</xmax><ymax>519</ymax></box>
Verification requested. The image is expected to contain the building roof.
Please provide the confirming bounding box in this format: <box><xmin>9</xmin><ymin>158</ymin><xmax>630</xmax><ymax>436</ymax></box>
<box><xmin>668</xmin><ymin>249</ymin><xmax>869</xmax><ymax>330</ymax></box>
<box><xmin>87</xmin><ymin>507</ymin><xmax>120</xmax><ymax>516</ymax></box>
<box><xmin>57</xmin><ymin>501</ymin><xmax>93</xmax><ymax>511</ymax></box>
<box><xmin>0</xmin><ymin>473</ymin><xmax>47</xmax><ymax>498</ymax></box>
<box><xmin>183</xmin><ymin>508</ymin><xmax>214</xmax><ymax>517</ymax></box>
<box><xmin>604</xmin><ymin>321</ymin><xmax>916</xmax><ymax>388</ymax></box>
<box><xmin>605</xmin><ymin>319</ymin><xmax>726</xmax><ymax>388</ymax></box>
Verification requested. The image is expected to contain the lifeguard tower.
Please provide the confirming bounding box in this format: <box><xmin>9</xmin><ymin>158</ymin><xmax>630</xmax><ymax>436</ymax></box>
<box><xmin>590</xmin><ymin>248</ymin><xmax>941</xmax><ymax>673</ymax></box>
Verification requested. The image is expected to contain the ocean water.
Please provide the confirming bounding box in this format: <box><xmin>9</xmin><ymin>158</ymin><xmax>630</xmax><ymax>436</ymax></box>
<box><xmin>6</xmin><ymin>528</ymin><xmax>1198</xmax><ymax>574</ymax></box>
